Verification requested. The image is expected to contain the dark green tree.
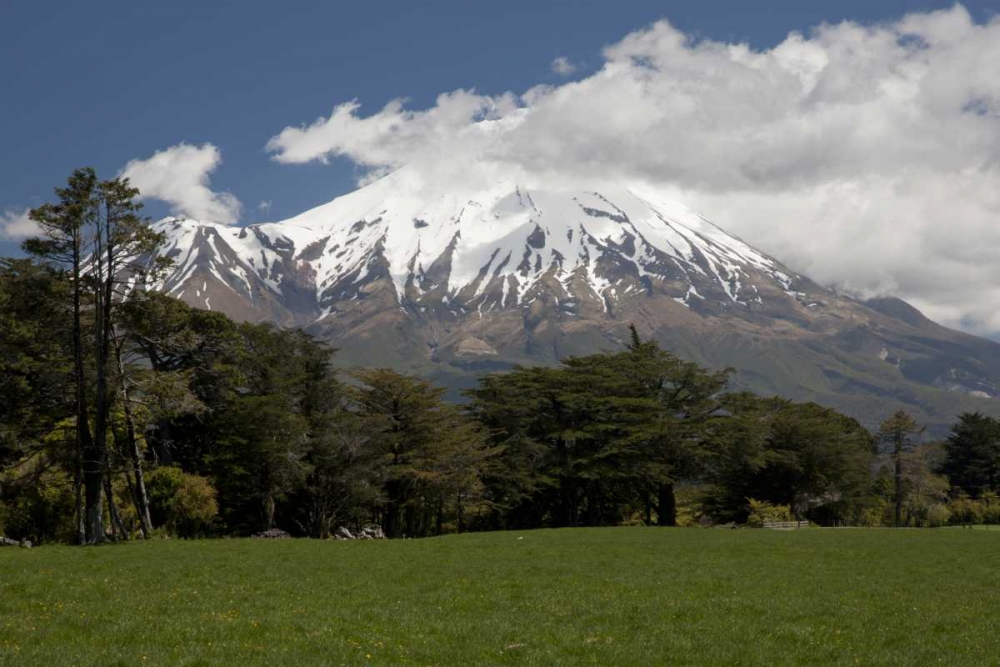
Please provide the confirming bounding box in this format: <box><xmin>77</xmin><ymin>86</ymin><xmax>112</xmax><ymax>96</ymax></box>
<box><xmin>942</xmin><ymin>412</ymin><xmax>1000</xmax><ymax>497</ymax></box>
<box><xmin>0</xmin><ymin>260</ymin><xmax>71</xmax><ymax>465</ymax></box>
<box><xmin>285</xmin><ymin>336</ymin><xmax>370</xmax><ymax>538</ymax></box>
<box><xmin>0</xmin><ymin>260</ymin><xmax>77</xmax><ymax>544</ymax></box>
<box><xmin>469</xmin><ymin>332</ymin><xmax>728</xmax><ymax>528</ymax></box>
<box><xmin>704</xmin><ymin>394</ymin><xmax>873</xmax><ymax>524</ymax></box>
<box><xmin>620</xmin><ymin>328</ymin><xmax>730</xmax><ymax>525</ymax></box>
<box><xmin>351</xmin><ymin>369</ymin><xmax>488</xmax><ymax>538</ymax></box>
<box><xmin>116</xmin><ymin>295</ymin><xmax>328</xmax><ymax>535</ymax></box>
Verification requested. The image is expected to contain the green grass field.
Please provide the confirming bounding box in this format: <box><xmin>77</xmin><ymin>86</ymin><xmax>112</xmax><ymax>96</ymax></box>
<box><xmin>2</xmin><ymin>528</ymin><xmax>1000</xmax><ymax>666</ymax></box>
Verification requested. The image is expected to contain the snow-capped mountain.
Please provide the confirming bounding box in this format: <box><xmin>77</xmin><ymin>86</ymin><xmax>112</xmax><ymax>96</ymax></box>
<box><xmin>145</xmin><ymin>168</ymin><xmax>1000</xmax><ymax>434</ymax></box>
<box><xmin>151</xmin><ymin>167</ymin><xmax>809</xmax><ymax>325</ymax></box>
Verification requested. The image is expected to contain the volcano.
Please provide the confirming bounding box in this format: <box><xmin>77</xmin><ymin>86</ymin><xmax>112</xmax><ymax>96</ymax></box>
<box><xmin>143</xmin><ymin>168</ymin><xmax>1000</xmax><ymax>434</ymax></box>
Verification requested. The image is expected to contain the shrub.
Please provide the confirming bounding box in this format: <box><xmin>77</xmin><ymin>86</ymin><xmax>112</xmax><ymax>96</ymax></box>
<box><xmin>855</xmin><ymin>498</ymin><xmax>890</xmax><ymax>527</ymax></box>
<box><xmin>0</xmin><ymin>468</ymin><xmax>76</xmax><ymax>543</ymax></box>
<box><xmin>983</xmin><ymin>502</ymin><xmax>1000</xmax><ymax>525</ymax></box>
<box><xmin>746</xmin><ymin>498</ymin><xmax>793</xmax><ymax>528</ymax></box>
<box><xmin>675</xmin><ymin>486</ymin><xmax>708</xmax><ymax>527</ymax></box>
<box><xmin>925</xmin><ymin>503</ymin><xmax>952</xmax><ymax>527</ymax></box>
<box><xmin>145</xmin><ymin>467</ymin><xmax>218</xmax><ymax>537</ymax></box>
<box><xmin>947</xmin><ymin>497</ymin><xmax>985</xmax><ymax>525</ymax></box>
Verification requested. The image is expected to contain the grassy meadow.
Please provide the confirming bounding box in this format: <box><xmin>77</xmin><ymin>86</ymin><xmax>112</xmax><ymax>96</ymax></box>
<box><xmin>2</xmin><ymin>528</ymin><xmax>1000</xmax><ymax>666</ymax></box>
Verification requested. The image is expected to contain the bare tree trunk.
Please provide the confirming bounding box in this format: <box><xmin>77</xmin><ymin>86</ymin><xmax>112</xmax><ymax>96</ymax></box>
<box><xmin>113</xmin><ymin>330</ymin><xmax>152</xmax><ymax>538</ymax></box>
<box><xmin>405</xmin><ymin>504</ymin><xmax>417</xmax><ymax>539</ymax></box>
<box><xmin>894</xmin><ymin>448</ymin><xmax>904</xmax><ymax>528</ymax></box>
<box><xmin>71</xmin><ymin>235</ymin><xmax>92</xmax><ymax>545</ymax></box>
<box><xmin>104</xmin><ymin>477</ymin><xmax>116</xmax><ymax>541</ymax></box>
<box><xmin>86</xmin><ymin>199</ymin><xmax>119</xmax><ymax>544</ymax></box>
<box><xmin>85</xmin><ymin>217</ymin><xmax>110</xmax><ymax>545</ymax></box>
<box><xmin>260</xmin><ymin>456</ymin><xmax>277</xmax><ymax>531</ymax></box>
<box><xmin>104</xmin><ymin>475</ymin><xmax>127</xmax><ymax>539</ymax></box>
<box><xmin>264</xmin><ymin>489</ymin><xmax>276</xmax><ymax>530</ymax></box>
<box><xmin>73</xmin><ymin>447</ymin><xmax>85</xmax><ymax>545</ymax></box>
<box><xmin>384</xmin><ymin>480</ymin><xmax>402</xmax><ymax>538</ymax></box>
<box><xmin>114</xmin><ymin>425</ymin><xmax>143</xmax><ymax>537</ymax></box>
<box><xmin>121</xmin><ymin>454</ymin><xmax>138</xmax><ymax>522</ymax></box>
<box><xmin>657</xmin><ymin>482</ymin><xmax>677</xmax><ymax>526</ymax></box>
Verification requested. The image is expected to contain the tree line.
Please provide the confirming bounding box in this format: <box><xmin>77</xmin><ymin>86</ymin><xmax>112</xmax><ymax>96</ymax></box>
<box><xmin>3</xmin><ymin>169</ymin><xmax>1000</xmax><ymax>544</ymax></box>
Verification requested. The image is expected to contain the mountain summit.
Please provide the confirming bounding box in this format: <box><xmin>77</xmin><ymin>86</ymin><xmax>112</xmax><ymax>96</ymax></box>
<box><xmin>151</xmin><ymin>167</ymin><xmax>805</xmax><ymax>322</ymax></box>
<box><xmin>145</xmin><ymin>168</ymin><xmax>1000</xmax><ymax>433</ymax></box>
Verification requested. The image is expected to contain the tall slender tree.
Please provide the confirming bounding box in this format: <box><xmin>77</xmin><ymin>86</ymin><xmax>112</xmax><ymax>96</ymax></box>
<box><xmin>878</xmin><ymin>410</ymin><xmax>924</xmax><ymax>527</ymax></box>
<box><xmin>24</xmin><ymin>169</ymin><xmax>100</xmax><ymax>543</ymax></box>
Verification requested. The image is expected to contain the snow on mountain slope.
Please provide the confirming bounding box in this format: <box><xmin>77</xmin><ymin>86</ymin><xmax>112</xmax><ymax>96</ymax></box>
<box><xmin>149</xmin><ymin>167</ymin><xmax>811</xmax><ymax>324</ymax></box>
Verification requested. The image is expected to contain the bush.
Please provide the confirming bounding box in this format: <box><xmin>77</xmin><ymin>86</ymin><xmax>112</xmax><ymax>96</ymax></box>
<box><xmin>0</xmin><ymin>468</ymin><xmax>76</xmax><ymax>544</ymax></box>
<box><xmin>145</xmin><ymin>467</ymin><xmax>218</xmax><ymax>537</ymax></box>
<box><xmin>947</xmin><ymin>497</ymin><xmax>985</xmax><ymax>525</ymax></box>
<box><xmin>855</xmin><ymin>498</ymin><xmax>890</xmax><ymax>527</ymax></box>
<box><xmin>925</xmin><ymin>503</ymin><xmax>952</xmax><ymax>527</ymax></box>
<box><xmin>675</xmin><ymin>485</ymin><xmax>708</xmax><ymax>527</ymax></box>
<box><xmin>983</xmin><ymin>502</ymin><xmax>1000</xmax><ymax>525</ymax></box>
<box><xmin>746</xmin><ymin>498</ymin><xmax>793</xmax><ymax>528</ymax></box>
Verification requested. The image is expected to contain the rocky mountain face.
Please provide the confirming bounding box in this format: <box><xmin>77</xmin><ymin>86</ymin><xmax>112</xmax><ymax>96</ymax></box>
<box><xmin>143</xmin><ymin>168</ymin><xmax>1000</xmax><ymax>434</ymax></box>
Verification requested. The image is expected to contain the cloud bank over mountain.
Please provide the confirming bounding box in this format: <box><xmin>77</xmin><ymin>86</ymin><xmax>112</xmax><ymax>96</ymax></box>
<box><xmin>265</xmin><ymin>5</ymin><xmax>1000</xmax><ymax>334</ymax></box>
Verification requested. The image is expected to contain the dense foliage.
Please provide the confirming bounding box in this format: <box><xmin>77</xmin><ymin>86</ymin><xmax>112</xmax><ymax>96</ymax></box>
<box><xmin>2</xmin><ymin>169</ymin><xmax>998</xmax><ymax>543</ymax></box>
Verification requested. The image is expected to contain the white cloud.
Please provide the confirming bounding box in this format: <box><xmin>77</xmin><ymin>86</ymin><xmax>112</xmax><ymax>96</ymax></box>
<box><xmin>0</xmin><ymin>208</ymin><xmax>41</xmax><ymax>240</ymax></box>
<box><xmin>121</xmin><ymin>143</ymin><xmax>242</xmax><ymax>225</ymax></box>
<box><xmin>265</xmin><ymin>90</ymin><xmax>520</xmax><ymax>169</ymax></box>
<box><xmin>258</xmin><ymin>200</ymin><xmax>272</xmax><ymax>214</ymax></box>
<box><xmin>265</xmin><ymin>5</ymin><xmax>1000</xmax><ymax>335</ymax></box>
<box><xmin>550</xmin><ymin>56</ymin><xmax>576</xmax><ymax>76</ymax></box>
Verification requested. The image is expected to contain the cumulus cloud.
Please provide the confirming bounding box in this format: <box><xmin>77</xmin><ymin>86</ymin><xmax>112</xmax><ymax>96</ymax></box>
<box><xmin>265</xmin><ymin>91</ymin><xmax>519</xmax><ymax>168</ymax></box>
<box><xmin>265</xmin><ymin>5</ymin><xmax>1000</xmax><ymax>334</ymax></box>
<box><xmin>550</xmin><ymin>56</ymin><xmax>577</xmax><ymax>76</ymax></box>
<box><xmin>121</xmin><ymin>143</ymin><xmax>242</xmax><ymax>225</ymax></box>
<box><xmin>0</xmin><ymin>208</ymin><xmax>41</xmax><ymax>240</ymax></box>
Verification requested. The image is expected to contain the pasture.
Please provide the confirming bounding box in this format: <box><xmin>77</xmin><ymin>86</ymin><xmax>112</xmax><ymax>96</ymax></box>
<box><xmin>2</xmin><ymin>528</ymin><xmax>999</xmax><ymax>665</ymax></box>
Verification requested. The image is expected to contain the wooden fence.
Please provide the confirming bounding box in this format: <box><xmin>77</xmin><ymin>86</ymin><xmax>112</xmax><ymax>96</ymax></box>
<box><xmin>762</xmin><ymin>520</ymin><xmax>810</xmax><ymax>530</ymax></box>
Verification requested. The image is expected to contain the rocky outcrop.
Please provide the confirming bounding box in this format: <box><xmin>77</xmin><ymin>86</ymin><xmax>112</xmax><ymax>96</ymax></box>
<box><xmin>252</xmin><ymin>528</ymin><xmax>291</xmax><ymax>539</ymax></box>
<box><xmin>0</xmin><ymin>536</ymin><xmax>31</xmax><ymax>548</ymax></box>
<box><xmin>332</xmin><ymin>525</ymin><xmax>386</xmax><ymax>540</ymax></box>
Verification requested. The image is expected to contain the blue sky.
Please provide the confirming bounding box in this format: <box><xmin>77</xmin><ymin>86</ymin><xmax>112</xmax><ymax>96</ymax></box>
<box><xmin>2</xmin><ymin>1</ymin><xmax>999</xmax><ymax>333</ymax></box>
<box><xmin>1</xmin><ymin>1</ymin><xmax>991</xmax><ymax>224</ymax></box>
